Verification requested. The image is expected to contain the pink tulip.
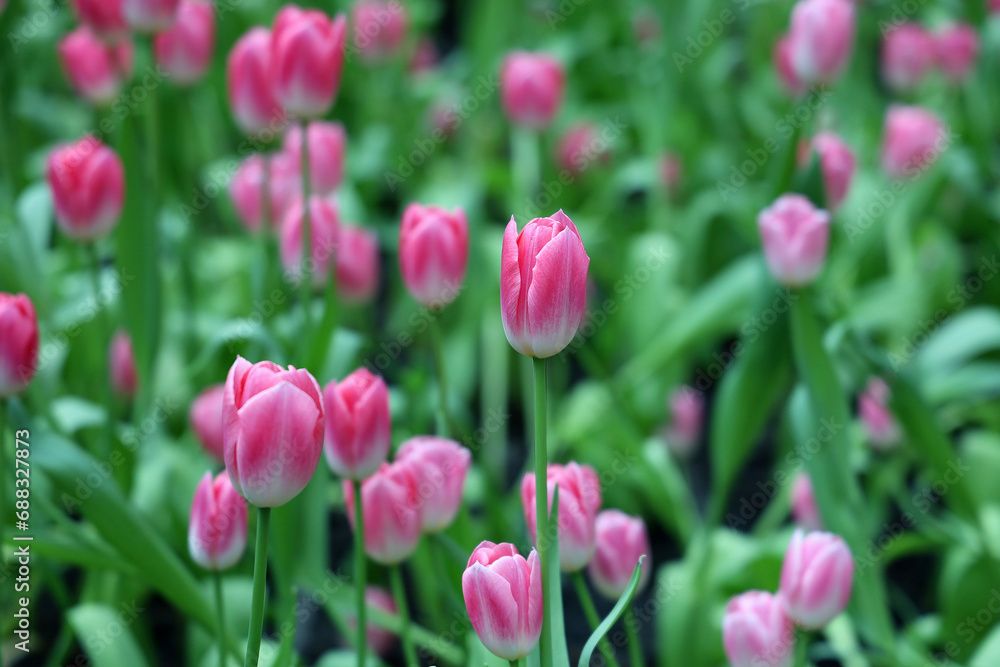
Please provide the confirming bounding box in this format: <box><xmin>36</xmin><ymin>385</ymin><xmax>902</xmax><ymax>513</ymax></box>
<box><xmin>810</xmin><ymin>131</ymin><xmax>855</xmax><ymax>211</ymax></box>
<box><xmin>229</xmin><ymin>154</ymin><xmax>267</xmax><ymax>232</ymax></box>
<box><xmin>227</xmin><ymin>28</ymin><xmax>285</xmax><ymax>135</ymax></box>
<box><xmin>660</xmin><ymin>152</ymin><xmax>682</xmax><ymax>195</ymax></box>
<box><xmin>282</xmin><ymin>121</ymin><xmax>347</xmax><ymax>195</ymax></box>
<box><xmin>757</xmin><ymin>194</ymin><xmax>830</xmax><ymax>287</ymax></box>
<box><xmin>665</xmin><ymin>386</ymin><xmax>703</xmax><ymax>457</ymax></box>
<box><xmin>395</xmin><ymin>436</ymin><xmax>472</xmax><ymax>532</ymax></box>
<box><xmin>154</xmin><ymin>0</ymin><xmax>215</xmax><ymax>86</ymax></box>
<box><xmin>409</xmin><ymin>38</ymin><xmax>438</xmax><ymax>74</ymax></box>
<box><xmin>791</xmin><ymin>473</ymin><xmax>822</xmax><ymax>531</ymax></box>
<box><xmin>881</xmin><ymin>105</ymin><xmax>946</xmax><ymax>180</ymax></box>
<box><xmin>787</xmin><ymin>0</ymin><xmax>855</xmax><ymax>85</ymax></box>
<box><xmin>270</xmin><ymin>5</ymin><xmax>347</xmax><ymax>119</ymax></box>
<box><xmin>268</xmin><ymin>152</ymin><xmax>303</xmax><ymax>222</ymax></box>
<box><xmin>555</xmin><ymin>123</ymin><xmax>610</xmax><ymax>176</ymax></box>
<box><xmin>351</xmin><ymin>0</ymin><xmax>409</xmax><ymax>61</ymax></box>
<box><xmin>398</xmin><ymin>203</ymin><xmax>469</xmax><ymax>307</ymax></box>
<box><xmin>190</xmin><ymin>384</ymin><xmax>225</xmax><ymax>462</ymax></box>
<box><xmin>773</xmin><ymin>35</ymin><xmax>805</xmax><ymax>97</ymax></box>
<box><xmin>279</xmin><ymin>196</ymin><xmax>341</xmax><ymax>288</ymax></box>
<box><xmin>935</xmin><ymin>24</ymin><xmax>979</xmax><ymax>82</ymax></box>
<box><xmin>109</xmin><ymin>330</ymin><xmax>138</xmax><ymax>398</ymax></box>
<box><xmin>881</xmin><ymin>24</ymin><xmax>936</xmax><ymax>91</ymax></box>
<box><xmin>588</xmin><ymin>510</ymin><xmax>651</xmax><ymax>600</ymax></box>
<box><xmin>779</xmin><ymin>529</ymin><xmax>854</xmax><ymax>628</ymax></box>
<box><xmin>723</xmin><ymin>591</ymin><xmax>794</xmax><ymax>667</ymax></box>
<box><xmin>223</xmin><ymin>356</ymin><xmax>325</xmax><ymax>507</ymax></box>
<box><xmin>0</xmin><ymin>293</ymin><xmax>39</xmax><ymax>397</ymax></box>
<box><xmin>858</xmin><ymin>377</ymin><xmax>900</xmax><ymax>450</ymax></box>
<box><xmin>336</xmin><ymin>226</ymin><xmax>381</xmax><ymax>304</ymax></box>
<box><xmin>347</xmin><ymin>587</ymin><xmax>398</xmax><ymax>656</ymax></box>
<box><xmin>188</xmin><ymin>471</ymin><xmax>248</xmax><ymax>570</ymax></box>
<box><xmin>343</xmin><ymin>462</ymin><xmax>421</xmax><ymax>565</ymax></box>
<box><xmin>632</xmin><ymin>6</ymin><xmax>661</xmax><ymax>47</ymax></box>
<box><xmin>521</xmin><ymin>462</ymin><xmax>602</xmax><ymax>571</ymax></box>
<box><xmin>500</xmin><ymin>52</ymin><xmax>564</xmax><ymax>128</ymax></box>
<box><xmin>58</xmin><ymin>27</ymin><xmax>134</xmax><ymax>107</ymax></box>
<box><xmin>47</xmin><ymin>136</ymin><xmax>125</xmax><ymax>241</ymax></box>
<box><xmin>323</xmin><ymin>368</ymin><xmax>391</xmax><ymax>480</ymax></box>
<box><xmin>991</xmin><ymin>0</ymin><xmax>1000</xmax><ymax>15</ymax></box>
<box><xmin>462</xmin><ymin>541</ymin><xmax>542</xmax><ymax>661</ymax></box>
<box><xmin>501</xmin><ymin>210</ymin><xmax>590</xmax><ymax>358</ymax></box>
<box><xmin>71</xmin><ymin>0</ymin><xmax>127</xmax><ymax>40</ymax></box>
<box><xmin>123</xmin><ymin>0</ymin><xmax>180</xmax><ymax>32</ymax></box>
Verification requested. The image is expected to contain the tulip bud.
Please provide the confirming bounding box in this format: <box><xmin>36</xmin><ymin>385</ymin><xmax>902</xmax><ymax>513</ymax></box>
<box><xmin>58</xmin><ymin>27</ymin><xmax>134</xmax><ymax>107</ymax></box>
<box><xmin>858</xmin><ymin>377</ymin><xmax>900</xmax><ymax>450</ymax></box>
<box><xmin>757</xmin><ymin>194</ymin><xmax>830</xmax><ymax>287</ymax></box>
<box><xmin>123</xmin><ymin>0</ymin><xmax>180</xmax><ymax>32</ymax></box>
<box><xmin>279</xmin><ymin>196</ymin><xmax>341</xmax><ymax>288</ymax></box>
<box><xmin>521</xmin><ymin>462</ymin><xmax>601</xmax><ymax>572</ymax></box>
<box><xmin>500</xmin><ymin>52</ymin><xmax>564</xmax><ymax>128</ymax></box>
<box><xmin>787</xmin><ymin>0</ymin><xmax>855</xmax><ymax>85</ymax></box>
<box><xmin>230</xmin><ymin>155</ymin><xmax>267</xmax><ymax>233</ymax></box>
<box><xmin>227</xmin><ymin>28</ymin><xmax>285</xmax><ymax>135</ymax></box>
<box><xmin>223</xmin><ymin>356</ymin><xmax>325</xmax><ymax>507</ymax></box>
<box><xmin>881</xmin><ymin>24</ymin><xmax>936</xmax><ymax>92</ymax></box>
<box><xmin>268</xmin><ymin>152</ymin><xmax>303</xmax><ymax>222</ymax></box>
<box><xmin>409</xmin><ymin>38</ymin><xmax>437</xmax><ymax>74</ymax></box>
<box><xmin>71</xmin><ymin>0</ymin><xmax>127</xmax><ymax>40</ymax></box>
<box><xmin>773</xmin><ymin>34</ymin><xmax>804</xmax><ymax>97</ymax></box>
<box><xmin>935</xmin><ymin>23</ymin><xmax>979</xmax><ymax>82</ymax></box>
<box><xmin>399</xmin><ymin>203</ymin><xmax>469</xmax><ymax>307</ymax></box>
<box><xmin>501</xmin><ymin>210</ymin><xmax>590</xmax><ymax>358</ymax></box>
<box><xmin>336</xmin><ymin>226</ymin><xmax>380</xmax><ymax>304</ymax></box>
<box><xmin>271</xmin><ymin>5</ymin><xmax>347</xmax><ymax>119</ymax></box>
<box><xmin>395</xmin><ymin>436</ymin><xmax>472</xmax><ymax>533</ymax></box>
<box><xmin>190</xmin><ymin>384</ymin><xmax>225</xmax><ymax>462</ymax></box>
<box><xmin>343</xmin><ymin>462</ymin><xmax>421</xmax><ymax>565</ymax></box>
<box><xmin>723</xmin><ymin>591</ymin><xmax>794</xmax><ymax>667</ymax></box>
<box><xmin>555</xmin><ymin>124</ymin><xmax>610</xmax><ymax>177</ymax></box>
<box><xmin>347</xmin><ymin>587</ymin><xmax>398</xmax><ymax>656</ymax></box>
<box><xmin>632</xmin><ymin>6</ymin><xmax>661</xmax><ymax>48</ymax></box>
<box><xmin>660</xmin><ymin>152</ymin><xmax>682</xmax><ymax>195</ymax></box>
<box><xmin>323</xmin><ymin>368</ymin><xmax>391</xmax><ymax>480</ymax></box>
<box><xmin>881</xmin><ymin>105</ymin><xmax>945</xmax><ymax>180</ymax></box>
<box><xmin>462</xmin><ymin>541</ymin><xmax>542</xmax><ymax>661</ymax></box>
<box><xmin>665</xmin><ymin>386</ymin><xmax>703</xmax><ymax>457</ymax></box>
<box><xmin>47</xmin><ymin>136</ymin><xmax>125</xmax><ymax>241</ymax></box>
<box><xmin>154</xmin><ymin>0</ymin><xmax>215</xmax><ymax>86</ymax></box>
<box><xmin>0</xmin><ymin>293</ymin><xmax>39</xmax><ymax>397</ymax></box>
<box><xmin>791</xmin><ymin>473</ymin><xmax>821</xmax><ymax>531</ymax></box>
<box><xmin>779</xmin><ymin>529</ymin><xmax>854</xmax><ymax>628</ymax></box>
<box><xmin>351</xmin><ymin>0</ymin><xmax>408</xmax><ymax>61</ymax></box>
<box><xmin>588</xmin><ymin>510</ymin><xmax>651</xmax><ymax>600</ymax></box>
<box><xmin>810</xmin><ymin>131</ymin><xmax>855</xmax><ymax>211</ymax></box>
<box><xmin>188</xmin><ymin>471</ymin><xmax>248</xmax><ymax>570</ymax></box>
<box><xmin>282</xmin><ymin>121</ymin><xmax>347</xmax><ymax>196</ymax></box>
<box><xmin>109</xmin><ymin>330</ymin><xmax>138</xmax><ymax>398</ymax></box>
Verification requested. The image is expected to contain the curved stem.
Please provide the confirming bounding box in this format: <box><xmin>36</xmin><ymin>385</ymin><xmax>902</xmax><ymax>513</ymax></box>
<box><xmin>391</xmin><ymin>565</ymin><xmax>418</xmax><ymax>667</ymax></box>
<box><xmin>214</xmin><ymin>572</ymin><xmax>226</xmax><ymax>667</ymax></box>
<box><xmin>299</xmin><ymin>120</ymin><xmax>313</xmax><ymax>339</ymax></box>
<box><xmin>572</xmin><ymin>572</ymin><xmax>621</xmax><ymax>667</ymax></box>
<box><xmin>624</xmin><ymin>610</ymin><xmax>644</xmax><ymax>667</ymax></box>
<box><xmin>244</xmin><ymin>506</ymin><xmax>271</xmax><ymax>667</ymax></box>
<box><xmin>353</xmin><ymin>478</ymin><xmax>367</xmax><ymax>667</ymax></box>
<box><xmin>532</xmin><ymin>357</ymin><xmax>552</xmax><ymax>667</ymax></box>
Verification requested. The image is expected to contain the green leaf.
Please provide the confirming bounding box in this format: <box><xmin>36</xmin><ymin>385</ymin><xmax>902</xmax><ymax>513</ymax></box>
<box><xmin>578</xmin><ymin>556</ymin><xmax>645</xmax><ymax>667</ymax></box>
<box><xmin>970</xmin><ymin>623</ymin><xmax>1000</xmax><ymax>667</ymax></box>
<box><xmin>917</xmin><ymin>307</ymin><xmax>1000</xmax><ymax>375</ymax></box>
<box><xmin>68</xmin><ymin>603</ymin><xmax>150</xmax><ymax>667</ymax></box>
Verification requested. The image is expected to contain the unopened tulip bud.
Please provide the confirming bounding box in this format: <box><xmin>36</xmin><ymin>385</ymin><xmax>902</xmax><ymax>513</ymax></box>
<box><xmin>351</xmin><ymin>0</ymin><xmax>408</xmax><ymax>61</ymax></box>
<box><xmin>343</xmin><ymin>461</ymin><xmax>421</xmax><ymax>565</ymax></box>
<box><xmin>588</xmin><ymin>510</ymin><xmax>651</xmax><ymax>599</ymax></box>
<box><xmin>271</xmin><ymin>5</ymin><xmax>347</xmax><ymax>118</ymax></box>
<box><xmin>858</xmin><ymin>377</ymin><xmax>900</xmax><ymax>450</ymax></box>
<box><xmin>500</xmin><ymin>52</ymin><xmax>564</xmax><ymax>128</ymax></box>
<box><xmin>282</xmin><ymin>121</ymin><xmax>347</xmax><ymax>196</ymax></box>
<box><xmin>881</xmin><ymin>105</ymin><xmax>946</xmax><ymax>180</ymax></box>
<box><xmin>71</xmin><ymin>0</ymin><xmax>128</xmax><ymax>40</ymax></box>
<box><xmin>227</xmin><ymin>28</ymin><xmax>285</xmax><ymax>135</ymax></box>
<box><xmin>190</xmin><ymin>384</ymin><xmax>225</xmax><ymax>462</ymax></box>
<box><xmin>791</xmin><ymin>473</ymin><xmax>821</xmax><ymax>530</ymax></box>
<box><xmin>521</xmin><ymin>462</ymin><xmax>602</xmax><ymax>571</ymax></box>
<box><xmin>399</xmin><ymin>203</ymin><xmax>468</xmax><ymax>307</ymax></box>
<box><xmin>336</xmin><ymin>226</ymin><xmax>380</xmax><ymax>303</ymax></box>
<box><xmin>109</xmin><ymin>330</ymin><xmax>138</xmax><ymax>398</ymax></box>
<box><xmin>409</xmin><ymin>38</ymin><xmax>437</xmax><ymax>74</ymax></box>
<box><xmin>279</xmin><ymin>196</ymin><xmax>341</xmax><ymax>288</ymax></box>
<box><xmin>787</xmin><ymin>0</ymin><xmax>855</xmax><ymax>85</ymax></box>
<box><xmin>58</xmin><ymin>27</ymin><xmax>133</xmax><ymax>107</ymax></box>
<box><xmin>665</xmin><ymin>386</ymin><xmax>703</xmax><ymax>457</ymax></box>
<box><xmin>188</xmin><ymin>471</ymin><xmax>248</xmax><ymax>570</ymax></box>
<box><xmin>230</xmin><ymin>155</ymin><xmax>267</xmax><ymax>233</ymax></box>
<box><xmin>0</xmin><ymin>293</ymin><xmax>39</xmax><ymax>397</ymax></box>
<box><xmin>779</xmin><ymin>529</ymin><xmax>854</xmax><ymax>628</ymax></box>
<box><xmin>154</xmin><ymin>0</ymin><xmax>215</xmax><ymax>86</ymax></box>
<box><xmin>47</xmin><ymin>136</ymin><xmax>125</xmax><ymax>241</ymax></box>
<box><xmin>774</xmin><ymin>34</ymin><xmax>805</xmax><ymax>97</ymax></box>
<box><xmin>660</xmin><ymin>152</ymin><xmax>682</xmax><ymax>195</ymax></box>
<box><xmin>881</xmin><ymin>24</ymin><xmax>936</xmax><ymax>91</ymax></box>
<box><xmin>810</xmin><ymin>131</ymin><xmax>855</xmax><ymax>210</ymax></box>
<box><xmin>757</xmin><ymin>194</ymin><xmax>830</xmax><ymax>287</ymax></box>
<box><xmin>395</xmin><ymin>436</ymin><xmax>472</xmax><ymax>532</ymax></box>
<box><xmin>123</xmin><ymin>0</ymin><xmax>180</xmax><ymax>32</ymax></box>
<box><xmin>935</xmin><ymin>23</ymin><xmax>979</xmax><ymax>82</ymax></box>
<box><xmin>555</xmin><ymin>123</ymin><xmax>609</xmax><ymax>176</ymax></box>
<box><xmin>323</xmin><ymin>368</ymin><xmax>391</xmax><ymax>480</ymax></box>
<box><xmin>347</xmin><ymin>587</ymin><xmax>398</xmax><ymax>656</ymax></box>
<box><xmin>723</xmin><ymin>591</ymin><xmax>794</xmax><ymax>667</ymax></box>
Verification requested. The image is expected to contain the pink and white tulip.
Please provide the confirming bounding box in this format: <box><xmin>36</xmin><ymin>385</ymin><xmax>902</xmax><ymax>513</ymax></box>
<box><xmin>123</xmin><ymin>0</ymin><xmax>180</xmax><ymax>32</ymax></box>
<box><xmin>270</xmin><ymin>5</ymin><xmax>347</xmax><ymax>118</ymax></box>
<box><xmin>47</xmin><ymin>136</ymin><xmax>125</xmax><ymax>241</ymax></box>
<box><xmin>858</xmin><ymin>377</ymin><xmax>900</xmax><ymax>450</ymax></box>
<box><xmin>351</xmin><ymin>0</ymin><xmax>409</xmax><ymax>61</ymax></box>
<box><xmin>521</xmin><ymin>462</ymin><xmax>602</xmax><ymax>571</ymax></box>
<box><xmin>588</xmin><ymin>510</ymin><xmax>651</xmax><ymax>599</ymax></box>
<box><xmin>881</xmin><ymin>24</ymin><xmax>936</xmax><ymax>91</ymax></box>
<box><xmin>723</xmin><ymin>591</ymin><xmax>794</xmax><ymax>667</ymax></box>
<box><xmin>58</xmin><ymin>27</ymin><xmax>133</xmax><ymax>107</ymax></box>
<box><xmin>810</xmin><ymin>131</ymin><xmax>855</xmax><ymax>211</ymax></box>
<box><xmin>399</xmin><ymin>203</ymin><xmax>469</xmax><ymax>307</ymax></box>
<box><xmin>935</xmin><ymin>23</ymin><xmax>979</xmax><ymax>82</ymax></box>
<box><xmin>227</xmin><ymin>28</ymin><xmax>284</xmax><ymax>135</ymax></box>
<box><xmin>188</xmin><ymin>471</ymin><xmax>248</xmax><ymax>570</ymax></box>
<box><xmin>71</xmin><ymin>0</ymin><xmax>128</xmax><ymax>40</ymax></box>
<box><xmin>347</xmin><ymin>587</ymin><xmax>398</xmax><ymax>656</ymax></box>
<box><xmin>343</xmin><ymin>461</ymin><xmax>421</xmax><ymax>565</ymax></box>
<box><xmin>779</xmin><ymin>529</ymin><xmax>854</xmax><ymax>628</ymax></box>
<box><xmin>279</xmin><ymin>196</ymin><xmax>341</xmax><ymax>287</ymax></box>
<box><xmin>282</xmin><ymin>121</ymin><xmax>347</xmax><ymax>196</ymax></box>
<box><xmin>665</xmin><ymin>386</ymin><xmax>703</xmax><ymax>457</ymax></box>
<box><xmin>787</xmin><ymin>0</ymin><xmax>855</xmax><ymax>85</ymax></box>
<box><xmin>0</xmin><ymin>294</ymin><xmax>39</xmax><ymax>397</ymax></box>
<box><xmin>336</xmin><ymin>226</ymin><xmax>380</xmax><ymax>303</ymax></box>
<box><xmin>757</xmin><ymin>194</ymin><xmax>830</xmax><ymax>287</ymax></box>
<box><xmin>109</xmin><ymin>330</ymin><xmax>138</xmax><ymax>398</ymax></box>
<box><xmin>555</xmin><ymin>123</ymin><xmax>609</xmax><ymax>176</ymax></box>
<box><xmin>500</xmin><ymin>52</ymin><xmax>564</xmax><ymax>128</ymax></box>
<box><xmin>323</xmin><ymin>368</ymin><xmax>391</xmax><ymax>480</ymax></box>
<box><xmin>395</xmin><ymin>436</ymin><xmax>472</xmax><ymax>532</ymax></box>
<box><xmin>153</xmin><ymin>0</ymin><xmax>215</xmax><ymax>86</ymax></box>
<box><xmin>881</xmin><ymin>105</ymin><xmax>946</xmax><ymax>180</ymax></box>
<box><xmin>774</xmin><ymin>34</ymin><xmax>804</xmax><ymax>97</ymax></box>
<box><xmin>791</xmin><ymin>473</ymin><xmax>822</xmax><ymax>531</ymax></box>
<box><xmin>190</xmin><ymin>384</ymin><xmax>226</xmax><ymax>462</ymax></box>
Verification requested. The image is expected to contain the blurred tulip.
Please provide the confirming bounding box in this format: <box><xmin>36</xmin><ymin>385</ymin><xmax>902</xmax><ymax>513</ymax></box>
<box><xmin>791</xmin><ymin>473</ymin><xmax>821</xmax><ymax>530</ymax></box>
<box><xmin>787</xmin><ymin>0</ymin><xmax>854</xmax><ymax>85</ymax></box>
<box><xmin>227</xmin><ymin>28</ymin><xmax>284</xmax><ymax>135</ymax></box>
<box><xmin>336</xmin><ymin>226</ymin><xmax>380</xmax><ymax>303</ymax></box>
<box><xmin>757</xmin><ymin>194</ymin><xmax>830</xmax><ymax>287</ymax></box>
<box><xmin>501</xmin><ymin>210</ymin><xmax>590</xmax><ymax>358</ymax></box>
<box><xmin>190</xmin><ymin>384</ymin><xmax>225</xmax><ymax>462</ymax></box>
<box><xmin>723</xmin><ymin>591</ymin><xmax>794</xmax><ymax>667</ymax></box>
<box><xmin>343</xmin><ymin>462</ymin><xmax>421</xmax><ymax>564</ymax></box>
<box><xmin>398</xmin><ymin>203</ymin><xmax>468</xmax><ymax>307</ymax></box>
<box><xmin>588</xmin><ymin>510</ymin><xmax>651</xmax><ymax>599</ymax></box>
<box><xmin>347</xmin><ymin>587</ymin><xmax>398</xmax><ymax>656</ymax></box>
<box><xmin>462</xmin><ymin>541</ymin><xmax>542</xmax><ymax>661</ymax></box>
<box><xmin>351</xmin><ymin>0</ymin><xmax>408</xmax><ymax>61</ymax></box>
<box><xmin>632</xmin><ymin>6</ymin><xmax>661</xmax><ymax>47</ymax></box>
<box><xmin>409</xmin><ymin>37</ymin><xmax>437</xmax><ymax>74</ymax></box>
<box><xmin>230</xmin><ymin>154</ymin><xmax>268</xmax><ymax>232</ymax></box>
<box><xmin>665</xmin><ymin>386</ymin><xmax>703</xmax><ymax>457</ymax></box>
<box><xmin>58</xmin><ymin>27</ymin><xmax>133</xmax><ymax>107</ymax></box>
<box><xmin>123</xmin><ymin>0</ymin><xmax>179</xmax><ymax>32</ymax></box>
<box><xmin>47</xmin><ymin>136</ymin><xmax>125</xmax><ymax>242</ymax></box>
<box><xmin>223</xmin><ymin>356</ymin><xmax>325</xmax><ymax>507</ymax></box>
<box><xmin>0</xmin><ymin>293</ymin><xmax>39</xmax><ymax>397</ymax></box>
<box><xmin>881</xmin><ymin>105</ymin><xmax>946</xmax><ymax>180</ymax></box>
<box><xmin>188</xmin><ymin>471</ymin><xmax>248</xmax><ymax>570</ymax></box>
<box><xmin>71</xmin><ymin>0</ymin><xmax>127</xmax><ymax>40</ymax></box>
<box><xmin>555</xmin><ymin>123</ymin><xmax>609</xmax><ymax>176</ymax></box>
<box><xmin>881</xmin><ymin>24</ymin><xmax>936</xmax><ymax>91</ymax></box>
<box><xmin>268</xmin><ymin>151</ymin><xmax>303</xmax><ymax>222</ymax></box>
<box><xmin>271</xmin><ymin>5</ymin><xmax>347</xmax><ymax>118</ymax></box>
<box><xmin>858</xmin><ymin>377</ymin><xmax>900</xmax><ymax>450</ymax></box>
<box><xmin>773</xmin><ymin>34</ymin><xmax>805</xmax><ymax>96</ymax></box>
<box><xmin>521</xmin><ymin>462</ymin><xmax>602</xmax><ymax>571</ymax></box>
<box><xmin>660</xmin><ymin>151</ymin><xmax>682</xmax><ymax>195</ymax></box>
<box><xmin>109</xmin><ymin>330</ymin><xmax>137</xmax><ymax>398</ymax></box>
<box><xmin>282</xmin><ymin>121</ymin><xmax>347</xmax><ymax>195</ymax></box>
<box><xmin>278</xmin><ymin>196</ymin><xmax>341</xmax><ymax>288</ymax></box>
<box><xmin>323</xmin><ymin>368</ymin><xmax>391</xmax><ymax>480</ymax></box>
<box><xmin>500</xmin><ymin>52</ymin><xmax>564</xmax><ymax>128</ymax></box>
<box><xmin>935</xmin><ymin>23</ymin><xmax>979</xmax><ymax>82</ymax></box>
<box><xmin>395</xmin><ymin>436</ymin><xmax>472</xmax><ymax>532</ymax></box>
<box><xmin>779</xmin><ymin>529</ymin><xmax>854</xmax><ymax>628</ymax></box>
<box><xmin>810</xmin><ymin>131</ymin><xmax>855</xmax><ymax>210</ymax></box>
<box><xmin>154</xmin><ymin>0</ymin><xmax>215</xmax><ymax>86</ymax></box>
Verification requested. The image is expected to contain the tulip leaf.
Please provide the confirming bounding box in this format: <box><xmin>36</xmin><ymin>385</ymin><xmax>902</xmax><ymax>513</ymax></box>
<box><xmin>68</xmin><ymin>603</ymin><xmax>150</xmax><ymax>667</ymax></box>
<box><xmin>577</xmin><ymin>556</ymin><xmax>645</xmax><ymax>667</ymax></box>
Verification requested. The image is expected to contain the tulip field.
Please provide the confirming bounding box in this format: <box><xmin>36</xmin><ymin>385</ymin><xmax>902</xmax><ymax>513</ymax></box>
<box><xmin>3</xmin><ymin>0</ymin><xmax>1000</xmax><ymax>665</ymax></box>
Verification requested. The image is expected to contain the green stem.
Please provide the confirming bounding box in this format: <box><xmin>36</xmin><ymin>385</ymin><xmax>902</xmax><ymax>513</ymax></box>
<box><xmin>624</xmin><ymin>610</ymin><xmax>644</xmax><ymax>667</ymax></box>
<box><xmin>215</xmin><ymin>572</ymin><xmax>227</xmax><ymax>667</ymax></box>
<box><xmin>572</xmin><ymin>572</ymin><xmax>621</xmax><ymax>667</ymax></box>
<box><xmin>509</xmin><ymin>661</ymin><xmax>519</xmax><ymax>667</ymax></box>
<box><xmin>532</xmin><ymin>357</ymin><xmax>552</xmax><ymax>667</ymax></box>
<box><xmin>244</xmin><ymin>507</ymin><xmax>271</xmax><ymax>667</ymax></box>
<box><xmin>353</xmin><ymin>479</ymin><xmax>367</xmax><ymax>667</ymax></box>
<box><xmin>430</xmin><ymin>318</ymin><xmax>450</xmax><ymax>437</ymax></box>
<box><xmin>299</xmin><ymin>120</ymin><xmax>313</xmax><ymax>340</ymax></box>
<box><xmin>391</xmin><ymin>565</ymin><xmax>418</xmax><ymax>667</ymax></box>
<box><xmin>87</xmin><ymin>245</ymin><xmax>115</xmax><ymax>461</ymax></box>
<box><xmin>511</xmin><ymin>127</ymin><xmax>540</xmax><ymax>218</ymax></box>
<box><xmin>795</xmin><ymin>629</ymin><xmax>809</xmax><ymax>667</ymax></box>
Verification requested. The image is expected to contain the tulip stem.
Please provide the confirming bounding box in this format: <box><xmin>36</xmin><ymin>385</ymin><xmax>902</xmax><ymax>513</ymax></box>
<box><xmin>509</xmin><ymin>661</ymin><xmax>519</xmax><ymax>667</ymax></box>
<box><xmin>244</xmin><ymin>506</ymin><xmax>271</xmax><ymax>667</ymax></box>
<box><xmin>299</xmin><ymin>120</ymin><xmax>313</xmax><ymax>341</ymax></box>
<box><xmin>430</xmin><ymin>318</ymin><xmax>451</xmax><ymax>436</ymax></box>
<box><xmin>571</xmin><ymin>572</ymin><xmax>621</xmax><ymax>667</ymax></box>
<box><xmin>353</xmin><ymin>479</ymin><xmax>367</xmax><ymax>667</ymax></box>
<box><xmin>794</xmin><ymin>630</ymin><xmax>809</xmax><ymax>667</ymax></box>
<box><xmin>214</xmin><ymin>572</ymin><xmax>226</xmax><ymax>667</ymax></box>
<box><xmin>511</xmin><ymin>127</ymin><xmax>540</xmax><ymax>217</ymax></box>
<box><xmin>624</xmin><ymin>610</ymin><xmax>644</xmax><ymax>667</ymax></box>
<box><xmin>532</xmin><ymin>356</ymin><xmax>552</xmax><ymax>667</ymax></box>
<box><xmin>87</xmin><ymin>244</ymin><xmax>115</xmax><ymax>461</ymax></box>
<box><xmin>390</xmin><ymin>565</ymin><xmax>418</xmax><ymax>667</ymax></box>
